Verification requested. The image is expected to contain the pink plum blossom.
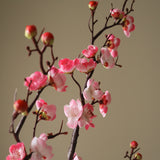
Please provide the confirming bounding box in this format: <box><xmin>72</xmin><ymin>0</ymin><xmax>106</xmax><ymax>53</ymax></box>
<box><xmin>110</xmin><ymin>8</ymin><xmax>124</xmax><ymax>20</ymax></box>
<box><xmin>75</xmin><ymin>58</ymin><xmax>97</xmax><ymax>73</ymax></box>
<box><xmin>48</xmin><ymin>66</ymin><xmax>67</xmax><ymax>92</ymax></box>
<box><xmin>24</xmin><ymin>71</ymin><xmax>48</xmax><ymax>91</ymax></box>
<box><xmin>6</xmin><ymin>142</ymin><xmax>26</xmax><ymax>160</ymax></box>
<box><xmin>122</xmin><ymin>15</ymin><xmax>135</xmax><ymax>37</ymax></box>
<box><xmin>99</xmin><ymin>91</ymin><xmax>111</xmax><ymax>117</ymax></box>
<box><xmin>82</xmin><ymin>45</ymin><xmax>98</xmax><ymax>58</ymax></box>
<box><xmin>78</xmin><ymin>103</ymin><xmax>96</xmax><ymax>130</ymax></box>
<box><xmin>83</xmin><ymin>79</ymin><xmax>103</xmax><ymax>101</ymax></box>
<box><xmin>59</xmin><ymin>58</ymin><xmax>76</xmax><ymax>73</ymax></box>
<box><xmin>36</xmin><ymin>99</ymin><xmax>56</xmax><ymax>121</ymax></box>
<box><xmin>64</xmin><ymin>99</ymin><xmax>83</xmax><ymax>129</ymax></box>
<box><xmin>107</xmin><ymin>34</ymin><xmax>120</xmax><ymax>58</ymax></box>
<box><xmin>30</xmin><ymin>133</ymin><xmax>53</xmax><ymax>160</ymax></box>
<box><xmin>73</xmin><ymin>153</ymin><xmax>82</xmax><ymax>160</ymax></box>
<box><xmin>100</xmin><ymin>47</ymin><xmax>115</xmax><ymax>69</ymax></box>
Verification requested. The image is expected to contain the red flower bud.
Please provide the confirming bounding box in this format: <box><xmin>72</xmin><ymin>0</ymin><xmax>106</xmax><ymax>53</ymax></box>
<box><xmin>88</xmin><ymin>1</ymin><xmax>98</xmax><ymax>11</ymax></box>
<box><xmin>25</xmin><ymin>25</ymin><xmax>37</xmax><ymax>39</ymax></box>
<box><xmin>41</xmin><ymin>32</ymin><xmax>54</xmax><ymax>46</ymax></box>
<box><xmin>135</xmin><ymin>153</ymin><xmax>142</xmax><ymax>160</ymax></box>
<box><xmin>130</xmin><ymin>140</ymin><xmax>138</xmax><ymax>149</ymax></box>
<box><xmin>13</xmin><ymin>99</ymin><xmax>28</xmax><ymax>114</ymax></box>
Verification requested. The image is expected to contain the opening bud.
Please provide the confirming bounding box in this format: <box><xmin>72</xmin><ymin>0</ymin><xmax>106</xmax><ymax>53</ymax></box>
<box><xmin>135</xmin><ymin>153</ymin><xmax>142</xmax><ymax>160</ymax></box>
<box><xmin>13</xmin><ymin>99</ymin><xmax>28</xmax><ymax>114</ymax></box>
<box><xmin>25</xmin><ymin>25</ymin><xmax>37</xmax><ymax>39</ymax></box>
<box><xmin>41</xmin><ymin>32</ymin><xmax>54</xmax><ymax>46</ymax></box>
<box><xmin>88</xmin><ymin>1</ymin><xmax>98</xmax><ymax>11</ymax></box>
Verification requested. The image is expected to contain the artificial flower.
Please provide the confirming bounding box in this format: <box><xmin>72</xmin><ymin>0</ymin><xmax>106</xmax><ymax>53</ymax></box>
<box><xmin>75</xmin><ymin>58</ymin><xmax>97</xmax><ymax>73</ymax></box>
<box><xmin>6</xmin><ymin>142</ymin><xmax>26</xmax><ymax>160</ymax></box>
<box><xmin>83</xmin><ymin>79</ymin><xmax>103</xmax><ymax>101</ymax></box>
<box><xmin>48</xmin><ymin>66</ymin><xmax>67</xmax><ymax>92</ymax></box>
<box><xmin>24</xmin><ymin>71</ymin><xmax>48</xmax><ymax>91</ymax></box>
<box><xmin>82</xmin><ymin>45</ymin><xmax>98</xmax><ymax>58</ymax></box>
<box><xmin>64</xmin><ymin>99</ymin><xmax>83</xmax><ymax>129</ymax></box>
<box><xmin>100</xmin><ymin>47</ymin><xmax>115</xmax><ymax>69</ymax></box>
<box><xmin>31</xmin><ymin>133</ymin><xmax>53</xmax><ymax>160</ymax></box>
<box><xmin>36</xmin><ymin>99</ymin><xmax>56</xmax><ymax>121</ymax></box>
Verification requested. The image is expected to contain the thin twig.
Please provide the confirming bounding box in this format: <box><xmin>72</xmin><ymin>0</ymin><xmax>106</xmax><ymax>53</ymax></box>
<box><xmin>33</xmin><ymin>108</ymin><xmax>41</xmax><ymax>138</ymax></box>
<box><xmin>48</xmin><ymin>121</ymin><xmax>68</xmax><ymax>139</ymax></box>
<box><xmin>71</xmin><ymin>73</ymin><xmax>85</xmax><ymax>106</ymax></box>
<box><xmin>122</xmin><ymin>0</ymin><xmax>129</xmax><ymax>11</ymax></box>
<box><xmin>37</xmin><ymin>28</ymin><xmax>45</xmax><ymax>43</ymax></box>
<box><xmin>88</xmin><ymin>14</ymin><xmax>92</xmax><ymax>33</ymax></box>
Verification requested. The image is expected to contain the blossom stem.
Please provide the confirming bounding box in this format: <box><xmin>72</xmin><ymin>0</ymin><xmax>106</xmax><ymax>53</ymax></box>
<box><xmin>33</xmin><ymin>108</ymin><xmax>41</xmax><ymax>138</ymax></box>
<box><xmin>68</xmin><ymin>126</ymin><xmax>79</xmax><ymax>160</ymax></box>
<box><xmin>91</xmin><ymin>11</ymin><xmax>95</xmax><ymax>44</ymax></box>
<box><xmin>122</xmin><ymin>0</ymin><xmax>129</xmax><ymax>11</ymax></box>
<box><xmin>71</xmin><ymin>73</ymin><xmax>85</xmax><ymax>106</ymax></box>
<box><xmin>37</xmin><ymin>28</ymin><xmax>45</xmax><ymax>43</ymax></box>
<box><xmin>48</xmin><ymin>121</ymin><xmax>68</xmax><ymax>139</ymax></box>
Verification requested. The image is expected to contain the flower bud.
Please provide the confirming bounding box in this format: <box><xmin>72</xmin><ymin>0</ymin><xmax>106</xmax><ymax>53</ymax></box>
<box><xmin>13</xmin><ymin>99</ymin><xmax>28</xmax><ymax>114</ymax></box>
<box><xmin>41</xmin><ymin>32</ymin><xmax>54</xmax><ymax>46</ymax></box>
<box><xmin>130</xmin><ymin>140</ymin><xmax>138</xmax><ymax>149</ymax></box>
<box><xmin>135</xmin><ymin>153</ymin><xmax>142</xmax><ymax>160</ymax></box>
<box><xmin>88</xmin><ymin>1</ymin><xmax>98</xmax><ymax>11</ymax></box>
<box><xmin>25</xmin><ymin>25</ymin><xmax>37</xmax><ymax>39</ymax></box>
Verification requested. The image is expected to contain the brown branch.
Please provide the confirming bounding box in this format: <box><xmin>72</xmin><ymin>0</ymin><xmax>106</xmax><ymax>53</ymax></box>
<box><xmin>122</xmin><ymin>0</ymin><xmax>129</xmax><ymax>11</ymax></box>
<box><xmin>124</xmin><ymin>148</ymin><xmax>140</xmax><ymax>160</ymax></box>
<box><xmin>37</xmin><ymin>28</ymin><xmax>45</xmax><ymax>43</ymax></box>
<box><xmin>115</xmin><ymin>56</ymin><xmax>122</xmax><ymax>68</ymax></box>
<box><xmin>91</xmin><ymin>10</ymin><xmax>95</xmax><ymax>44</ymax></box>
<box><xmin>39</xmin><ymin>46</ymin><xmax>47</xmax><ymax>75</ymax></box>
<box><xmin>25</xmin><ymin>80</ymin><xmax>32</xmax><ymax>103</ymax></box>
<box><xmin>48</xmin><ymin>121</ymin><xmax>68</xmax><ymax>139</ymax></box>
<box><xmin>71</xmin><ymin>73</ymin><xmax>85</xmax><ymax>106</ymax></box>
<box><xmin>88</xmin><ymin>14</ymin><xmax>92</xmax><ymax>33</ymax></box>
<box><xmin>125</xmin><ymin>0</ymin><xmax>135</xmax><ymax>15</ymax></box>
<box><xmin>67</xmin><ymin>126</ymin><xmax>79</xmax><ymax>160</ymax></box>
<box><xmin>33</xmin><ymin>108</ymin><xmax>41</xmax><ymax>138</ymax></box>
<box><xmin>46</xmin><ymin>46</ymin><xmax>58</xmax><ymax>73</ymax></box>
<box><xmin>93</xmin><ymin>21</ymin><xmax>121</xmax><ymax>44</ymax></box>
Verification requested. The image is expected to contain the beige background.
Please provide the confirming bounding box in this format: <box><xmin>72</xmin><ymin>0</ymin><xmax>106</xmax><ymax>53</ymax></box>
<box><xmin>1</xmin><ymin>0</ymin><xmax>160</xmax><ymax>159</ymax></box>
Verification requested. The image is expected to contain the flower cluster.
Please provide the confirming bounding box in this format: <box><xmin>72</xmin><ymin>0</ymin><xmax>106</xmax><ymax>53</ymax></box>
<box><xmin>110</xmin><ymin>8</ymin><xmax>135</xmax><ymax>37</ymax></box>
<box><xmin>7</xmin><ymin>1</ymin><xmax>139</xmax><ymax>160</ymax></box>
<box><xmin>64</xmin><ymin>78</ymin><xmax>111</xmax><ymax>130</ymax></box>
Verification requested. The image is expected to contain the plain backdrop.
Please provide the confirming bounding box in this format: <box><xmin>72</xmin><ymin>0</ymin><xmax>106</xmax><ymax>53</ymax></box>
<box><xmin>1</xmin><ymin>0</ymin><xmax>160</xmax><ymax>159</ymax></box>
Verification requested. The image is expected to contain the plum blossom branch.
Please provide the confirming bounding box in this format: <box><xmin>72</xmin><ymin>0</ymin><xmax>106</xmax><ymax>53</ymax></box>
<box><xmin>93</xmin><ymin>0</ymin><xmax>135</xmax><ymax>44</ymax></box>
<box><xmin>7</xmin><ymin>1</ymin><xmax>138</xmax><ymax>160</ymax></box>
<box><xmin>37</xmin><ymin>27</ymin><xmax>45</xmax><ymax>43</ymax></box>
